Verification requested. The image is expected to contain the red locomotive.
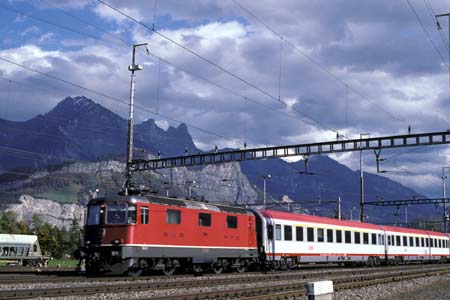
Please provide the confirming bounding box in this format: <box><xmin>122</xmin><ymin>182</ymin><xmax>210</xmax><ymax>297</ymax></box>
<box><xmin>79</xmin><ymin>195</ymin><xmax>258</xmax><ymax>275</ymax></box>
<box><xmin>78</xmin><ymin>194</ymin><xmax>450</xmax><ymax>275</ymax></box>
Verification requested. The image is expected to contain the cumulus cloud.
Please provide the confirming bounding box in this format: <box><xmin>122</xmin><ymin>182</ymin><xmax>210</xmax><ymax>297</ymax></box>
<box><xmin>0</xmin><ymin>0</ymin><xmax>449</xmax><ymax>196</ymax></box>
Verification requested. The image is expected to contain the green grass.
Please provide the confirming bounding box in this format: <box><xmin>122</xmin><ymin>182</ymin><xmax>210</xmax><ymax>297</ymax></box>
<box><xmin>47</xmin><ymin>259</ymin><xmax>78</xmax><ymax>267</ymax></box>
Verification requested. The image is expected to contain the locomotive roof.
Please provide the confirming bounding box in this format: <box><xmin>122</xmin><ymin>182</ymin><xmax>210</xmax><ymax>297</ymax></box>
<box><xmin>89</xmin><ymin>195</ymin><xmax>250</xmax><ymax>215</ymax></box>
<box><xmin>259</xmin><ymin>209</ymin><xmax>449</xmax><ymax>237</ymax></box>
<box><xmin>0</xmin><ymin>234</ymin><xmax>38</xmax><ymax>245</ymax></box>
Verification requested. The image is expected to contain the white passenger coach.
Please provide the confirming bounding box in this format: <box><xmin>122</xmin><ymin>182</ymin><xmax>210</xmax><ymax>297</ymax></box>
<box><xmin>254</xmin><ymin>209</ymin><xmax>449</xmax><ymax>268</ymax></box>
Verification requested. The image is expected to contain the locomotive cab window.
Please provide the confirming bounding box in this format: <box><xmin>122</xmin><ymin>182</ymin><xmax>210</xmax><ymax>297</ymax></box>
<box><xmin>284</xmin><ymin>225</ymin><xmax>292</xmax><ymax>241</ymax></box>
<box><xmin>87</xmin><ymin>204</ymin><xmax>101</xmax><ymax>225</ymax></box>
<box><xmin>199</xmin><ymin>213</ymin><xmax>211</xmax><ymax>227</ymax></box>
<box><xmin>275</xmin><ymin>224</ymin><xmax>282</xmax><ymax>240</ymax></box>
<box><xmin>141</xmin><ymin>207</ymin><xmax>149</xmax><ymax>224</ymax></box>
<box><xmin>227</xmin><ymin>215</ymin><xmax>238</xmax><ymax>229</ymax></box>
<box><xmin>127</xmin><ymin>205</ymin><xmax>137</xmax><ymax>224</ymax></box>
<box><xmin>106</xmin><ymin>203</ymin><xmax>127</xmax><ymax>224</ymax></box>
<box><xmin>167</xmin><ymin>209</ymin><xmax>181</xmax><ymax>224</ymax></box>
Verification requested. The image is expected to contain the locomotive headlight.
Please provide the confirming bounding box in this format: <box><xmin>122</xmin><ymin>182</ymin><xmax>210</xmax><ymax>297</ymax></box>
<box><xmin>111</xmin><ymin>250</ymin><xmax>120</xmax><ymax>257</ymax></box>
<box><xmin>112</xmin><ymin>239</ymin><xmax>121</xmax><ymax>245</ymax></box>
<box><xmin>85</xmin><ymin>240</ymin><xmax>91</xmax><ymax>245</ymax></box>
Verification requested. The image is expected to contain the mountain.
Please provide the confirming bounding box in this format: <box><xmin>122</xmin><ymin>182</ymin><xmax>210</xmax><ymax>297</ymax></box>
<box><xmin>0</xmin><ymin>96</ymin><xmax>198</xmax><ymax>171</ymax></box>
<box><xmin>241</xmin><ymin>156</ymin><xmax>431</xmax><ymax>224</ymax></box>
<box><xmin>0</xmin><ymin>96</ymin><xmax>438</xmax><ymax>226</ymax></box>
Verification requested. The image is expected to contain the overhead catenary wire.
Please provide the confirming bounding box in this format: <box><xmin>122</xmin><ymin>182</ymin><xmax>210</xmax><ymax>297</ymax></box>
<box><xmin>96</xmin><ymin>0</ymin><xmax>344</xmax><ymax>137</ymax></box>
<box><xmin>231</xmin><ymin>0</ymin><xmax>407</xmax><ymax>126</ymax></box>
<box><xmin>406</xmin><ymin>0</ymin><xmax>450</xmax><ymax>70</ymax></box>
<box><xmin>423</xmin><ymin>0</ymin><xmax>450</xmax><ymax>52</ymax></box>
<box><xmin>38</xmin><ymin>0</ymin><xmax>127</xmax><ymax>47</ymax></box>
<box><xmin>0</xmin><ymin>3</ymin><xmax>238</xmax><ymax>146</ymax></box>
<box><xmin>3</xmin><ymin>1</ymin><xmax>321</xmax><ymax>148</ymax></box>
<box><xmin>0</xmin><ymin>56</ymin><xmax>234</xmax><ymax>143</ymax></box>
<box><xmin>33</xmin><ymin>0</ymin><xmax>323</xmax><ymax>133</ymax></box>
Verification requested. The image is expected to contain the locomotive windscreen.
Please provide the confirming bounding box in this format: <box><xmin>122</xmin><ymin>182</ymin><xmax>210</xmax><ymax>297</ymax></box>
<box><xmin>87</xmin><ymin>204</ymin><xmax>101</xmax><ymax>225</ymax></box>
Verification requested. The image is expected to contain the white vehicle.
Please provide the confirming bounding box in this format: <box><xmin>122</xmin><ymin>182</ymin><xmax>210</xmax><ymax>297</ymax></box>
<box><xmin>0</xmin><ymin>234</ymin><xmax>49</xmax><ymax>266</ymax></box>
<box><xmin>252</xmin><ymin>209</ymin><xmax>449</xmax><ymax>268</ymax></box>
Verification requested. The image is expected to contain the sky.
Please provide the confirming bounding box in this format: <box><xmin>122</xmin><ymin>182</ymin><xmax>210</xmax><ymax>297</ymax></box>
<box><xmin>0</xmin><ymin>0</ymin><xmax>450</xmax><ymax>198</ymax></box>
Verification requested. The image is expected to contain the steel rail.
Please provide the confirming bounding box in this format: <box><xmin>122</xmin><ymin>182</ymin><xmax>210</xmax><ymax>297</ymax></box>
<box><xmin>1</xmin><ymin>265</ymin><xmax>449</xmax><ymax>299</ymax></box>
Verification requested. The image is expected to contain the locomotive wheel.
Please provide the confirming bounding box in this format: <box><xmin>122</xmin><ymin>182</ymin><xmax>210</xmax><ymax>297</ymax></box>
<box><xmin>128</xmin><ymin>268</ymin><xmax>143</xmax><ymax>277</ymax></box>
<box><xmin>162</xmin><ymin>266</ymin><xmax>175</xmax><ymax>276</ymax></box>
<box><xmin>236</xmin><ymin>265</ymin><xmax>246</xmax><ymax>273</ymax></box>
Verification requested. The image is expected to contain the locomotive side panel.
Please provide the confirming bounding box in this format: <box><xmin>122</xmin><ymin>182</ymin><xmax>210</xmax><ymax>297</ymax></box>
<box><xmin>82</xmin><ymin>196</ymin><xmax>258</xmax><ymax>274</ymax></box>
<box><xmin>122</xmin><ymin>202</ymin><xmax>258</xmax><ymax>262</ymax></box>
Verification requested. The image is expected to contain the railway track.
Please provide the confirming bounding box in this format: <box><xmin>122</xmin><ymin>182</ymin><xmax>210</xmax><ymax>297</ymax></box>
<box><xmin>1</xmin><ymin>264</ymin><xmax>449</xmax><ymax>299</ymax></box>
<box><xmin>0</xmin><ymin>264</ymin><xmax>434</xmax><ymax>285</ymax></box>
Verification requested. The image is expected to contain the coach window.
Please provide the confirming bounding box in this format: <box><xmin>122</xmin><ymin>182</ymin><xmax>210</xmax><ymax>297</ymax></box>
<box><xmin>345</xmin><ymin>231</ymin><xmax>351</xmax><ymax>244</ymax></box>
<box><xmin>336</xmin><ymin>230</ymin><xmax>342</xmax><ymax>243</ymax></box>
<box><xmin>403</xmin><ymin>236</ymin><xmax>407</xmax><ymax>247</ymax></box>
<box><xmin>296</xmin><ymin>226</ymin><xmax>304</xmax><ymax>241</ymax></box>
<box><xmin>327</xmin><ymin>229</ymin><xmax>333</xmax><ymax>243</ymax></box>
<box><xmin>371</xmin><ymin>233</ymin><xmax>376</xmax><ymax>245</ymax></box>
<box><xmin>421</xmin><ymin>237</ymin><xmax>425</xmax><ymax>247</ymax></box>
<box><xmin>284</xmin><ymin>225</ymin><xmax>292</xmax><ymax>241</ymax></box>
<box><xmin>317</xmin><ymin>228</ymin><xmax>324</xmax><ymax>242</ymax></box>
<box><xmin>275</xmin><ymin>224</ymin><xmax>282</xmax><ymax>240</ymax></box>
<box><xmin>227</xmin><ymin>216</ymin><xmax>238</xmax><ymax>229</ymax></box>
<box><xmin>354</xmin><ymin>232</ymin><xmax>361</xmax><ymax>244</ymax></box>
<box><xmin>141</xmin><ymin>207</ymin><xmax>149</xmax><ymax>224</ymax></box>
<box><xmin>167</xmin><ymin>209</ymin><xmax>181</xmax><ymax>224</ymax></box>
<box><xmin>199</xmin><ymin>213</ymin><xmax>211</xmax><ymax>227</ymax></box>
<box><xmin>307</xmin><ymin>227</ymin><xmax>315</xmax><ymax>242</ymax></box>
<box><xmin>106</xmin><ymin>203</ymin><xmax>127</xmax><ymax>224</ymax></box>
<box><xmin>425</xmin><ymin>238</ymin><xmax>429</xmax><ymax>247</ymax></box>
<box><xmin>363</xmin><ymin>233</ymin><xmax>369</xmax><ymax>245</ymax></box>
<box><xmin>439</xmin><ymin>239</ymin><xmax>442</xmax><ymax>248</ymax></box>
<box><xmin>387</xmin><ymin>235</ymin><xmax>392</xmax><ymax>246</ymax></box>
<box><xmin>415</xmin><ymin>237</ymin><xmax>419</xmax><ymax>247</ymax></box>
<box><xmin>409</xmin><ymin>237</ymin><xmax>414</xmax><ymax>247</ymax></box>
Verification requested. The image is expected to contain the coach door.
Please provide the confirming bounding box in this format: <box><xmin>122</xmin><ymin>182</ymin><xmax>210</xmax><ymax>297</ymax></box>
<box><xmin>266</xmin><ymin>219</ymin><xmax>276</xmax><ymax>261</ymax></box>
